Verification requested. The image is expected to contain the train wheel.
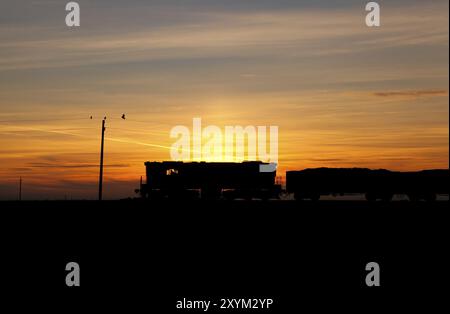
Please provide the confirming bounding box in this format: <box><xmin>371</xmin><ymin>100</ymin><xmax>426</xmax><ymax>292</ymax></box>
<box><xmin>381</xmin><ymin>193</ymin><xmax>393</xmax><ymax>202</ymax></box>
<box><xmin>294</xmin><ymin>191</ymin><xmax>304</xmax><ymax>201</ymax></box>
<box><xmin>365</xmin><ymin>192</ymin><xmax>377</xmax><ymax>202</ymax></box>
<box><xmin>424</xmin><ymin>193</ymin><xmax>437</xmax><ymax>202</ymax></box>
<box><xmin>201</xmin><ymin>188</ymin><xmax>220</xmax><ymax>200</ymax></box>
<box><xmin>407</xmin><ymin>194</ymin><xmax>420</xmax><ymax>202</ymax></box>
<box><xmin>223</xmin><ymin>190</ymin><xmax>235</xmax><ymax>201</ymax></box>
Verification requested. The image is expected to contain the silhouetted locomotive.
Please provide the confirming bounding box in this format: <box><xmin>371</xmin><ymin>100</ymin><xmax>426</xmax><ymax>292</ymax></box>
<box><xmin>139</xmin><ymin>161</ymin><xmax>448</xmax><ymax>201</ymax></box>
<box><xmin>140</xmin><ymin>161</ymin><xmax>280</xmax><ymax>200</ymax></box>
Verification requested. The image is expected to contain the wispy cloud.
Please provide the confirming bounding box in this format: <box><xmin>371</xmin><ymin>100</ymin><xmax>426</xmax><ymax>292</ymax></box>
<box><xmin>373</xmin><ymin>89</ymin><xmax>448</xmax><ymax>98</ymax></box>
<box><xmin>28</xmin><ymin>162</ymin><xmax>130</xmax><ymax>169</ymax></box>
<box><xmin>0</xmin><ymin>3</ymin><xmax>447</xmax><ymax>71</ymax></box>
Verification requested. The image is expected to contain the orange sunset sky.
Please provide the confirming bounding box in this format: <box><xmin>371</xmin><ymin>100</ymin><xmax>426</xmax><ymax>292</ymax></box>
<box><xmin>0</xmin><ymin>0</ymin><xmax>448</xmax><ymax>200</ymax></box>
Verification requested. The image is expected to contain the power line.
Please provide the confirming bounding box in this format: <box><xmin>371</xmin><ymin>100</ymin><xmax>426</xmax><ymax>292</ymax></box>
<box><xmin>110</xmin><ymin>117</ymin><xmax>174</xmax><ymax>127</ymax></box>
<box><xmin>0</xmin><ymin>116</ymin><xmax>175</xmax><ymax>127</ymax></box>
<box><xmin>0</xmin><ymin>117</ymin><xmax>90</xmax><ymax>123</ymax></box>
<box><xmin>108</xmin><ymin>127</ymin><xmax>168</xmax><ymax>135</ymax></box>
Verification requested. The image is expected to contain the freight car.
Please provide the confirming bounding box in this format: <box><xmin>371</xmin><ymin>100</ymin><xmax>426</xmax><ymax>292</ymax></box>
<box><xmin>140</xmin><ymin>161</ymin><xmax>280</xmax><ymax>200</ymax></box>
<box><xmin>139</xmin><ymin>162</ymin><xmax>448</xmax><ymax>201</ymax></box>
<box><xmin>286</xmin><ymin>168</ymin><xmax>449</xmax><ymax>201</ymax></box>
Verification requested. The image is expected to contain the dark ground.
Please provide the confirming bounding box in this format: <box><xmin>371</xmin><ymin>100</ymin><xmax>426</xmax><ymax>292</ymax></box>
<box><xmin>0</xmin><ymin>200</ymin><xmax>448</xmax><ymax>312</ymax></box>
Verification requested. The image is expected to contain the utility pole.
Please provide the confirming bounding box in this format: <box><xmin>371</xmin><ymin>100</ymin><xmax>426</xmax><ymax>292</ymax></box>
<box><xmin>98</xmin><ymin>117</ymin><xmax>106</xmax><ymax>201</ymax></box>
<box><xmin>19</xmin><ymin>176</ymin><xmax>22</xmax><ymax>201</ymax></box>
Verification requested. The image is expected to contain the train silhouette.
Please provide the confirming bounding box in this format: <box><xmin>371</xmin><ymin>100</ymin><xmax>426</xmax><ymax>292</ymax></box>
<box><xmin>139</xmin><ymin>161</ymin><xmax>449</xmax><ymax>201</ymax></box>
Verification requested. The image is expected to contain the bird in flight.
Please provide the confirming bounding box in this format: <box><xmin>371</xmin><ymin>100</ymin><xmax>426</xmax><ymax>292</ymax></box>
<box><xmin>121</xmin><ymin>114</ymin><xmax>126</xmax><ymax>120</ymax></box>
